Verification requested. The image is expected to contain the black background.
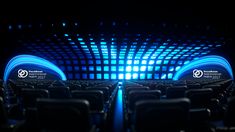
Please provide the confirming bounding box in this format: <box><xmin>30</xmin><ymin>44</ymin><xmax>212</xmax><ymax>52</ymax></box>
<box><xmin>0</xmin><ymin>0</ymin><xmax>234</xmax><ymax>78</ymax></box>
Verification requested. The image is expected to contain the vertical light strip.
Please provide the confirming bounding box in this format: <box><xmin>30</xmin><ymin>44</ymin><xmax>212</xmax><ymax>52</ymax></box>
<box><xmin>113</xmin><ymin>83</ymin><xmax>124</xmax><ymax>132</ymax></box>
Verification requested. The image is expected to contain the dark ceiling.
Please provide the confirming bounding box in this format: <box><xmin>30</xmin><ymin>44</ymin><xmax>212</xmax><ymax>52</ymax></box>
<box><xmin>0</xmin><ymin>0</ymin><xmax>234</xmax><ymax>78</ymax></box>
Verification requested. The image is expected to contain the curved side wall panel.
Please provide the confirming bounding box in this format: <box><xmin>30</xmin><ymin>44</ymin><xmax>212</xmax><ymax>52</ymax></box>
<box><xmin>173</xmin><ymin>55</ymin><xmax>233</xmax><ymax>80</ymax></box>
<box><xmin>3</xmin><ymin>55</ymin><xmax>67</xmax><ymax>81</ymax></box>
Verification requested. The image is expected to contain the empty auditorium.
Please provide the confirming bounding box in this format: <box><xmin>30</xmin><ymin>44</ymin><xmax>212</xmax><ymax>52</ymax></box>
<box><xmin>0</xmin><ymin>1</ymin><xmax>234</xmax><ymax>132</ymax></box>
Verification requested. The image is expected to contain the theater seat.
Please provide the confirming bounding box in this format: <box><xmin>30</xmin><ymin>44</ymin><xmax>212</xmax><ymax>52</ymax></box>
<box><xmin>128</xmin><ymin>90</ymin><xmax>161</xmax><ymax>111</ymax></box>
<box><xmin>166</xmin><ymin>86</ymin><xmax>187</xmax><ymax>99</ymax></box>
<box><xmin>37</xmin><ymin>98</ymin><xmax>94</xmax><ymax>132</ymax></box>
<box><xmin>134</xmin><ymin>98</ymin><xmax>190</xmax><ymax>132</ymax></box>
<box><xmin>0</xmin><ymin>97</ymin><xmax>8</xmax><ymax>128</ymax></box>
<box><xmin>185</xmin><ymin>88</ymin><xmax>213</xmax><ymax>108</ymax></box>
<box><xmin>47</xmin><ymin>86</ymin><xmax>71</xmax><ymax>99</ymax></box>
<box><xmin>224</xmin><ymin>97</ymin><xmax>235</xmax><ymax>127</ymax></box>
<box><xmin>71</xmin><ymin>90</ymin><xmax>104</xmax><ymax>112</ymax></box>
<box><xmin>21</xmin><ymin>88</ymin><xmax>49</xmax><ymax>108</ymax></box>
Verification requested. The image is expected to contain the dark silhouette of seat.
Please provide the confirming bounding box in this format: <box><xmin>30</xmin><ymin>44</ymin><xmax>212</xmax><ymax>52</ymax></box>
<box><xmin>37</xmin><ymin>98</ymin><xmax>92</xmax><ymax>132</ymax></box>
<box><xmin>71</xmin><ymin>90</ymin><xmax>104</xmax><ymax>111</ymax></box>
<box><xmin>224</xmin><ymin>97</ymin><xmax>235</xmax><ymax>127</ymax></box>
<box><xmin>185</xmin><ymin>88</ymin><xmax>213</xmax><ymax>108</ymax></box>
<box><xmin>0</xmin><ymin>97</ymin><xmax>8</xmax><ymax>128</ymax></box>
<box><xmin>0</xmin><ymin>88</ymin><xmax>4</xmax><ymax>98</ymax></box>
<box><xmin>134</xmin><ymin>98</ymin><xmax>190</xmax><ymax>132</ymax></box>
<box><xmin>166</xmin><ymin>86</ymin><xmax>187</xmax><ymax>99</ymax></box>
<box><xmin>126</xmin><ymin>87</ymin><xmax>149</xmax><ymax>97</ymax></box>
<box><xmin>128</xmin><ymin>90</ymin><xmax>161</xmax><ymax>111</ymax></box>
<box><xmin>21</xmin><ymin>88</ymin><xmax>49</xmax><ymax>108</ymax></box>
<box><xmin>86</xmin><ymin>87</ymin><xmax>109</xmax><ymax>102</ymax></box>
<box><xmin>47</xmin><ymin>86</ymin><xmax>71</xmax><ymax>99</ymax></box>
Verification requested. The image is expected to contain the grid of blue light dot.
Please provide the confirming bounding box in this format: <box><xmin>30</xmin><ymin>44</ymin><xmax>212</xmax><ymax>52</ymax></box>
<box><xmin>23</xmin><ymin>33</ymin><xmax>223</xmax><ymax>80</ymax></box>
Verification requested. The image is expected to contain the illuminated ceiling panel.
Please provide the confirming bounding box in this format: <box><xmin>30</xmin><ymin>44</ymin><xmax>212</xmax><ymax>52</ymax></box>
<box><xmin>19</xmin><ymin>33</ymin><xmax>224</xmax><ymax>80</ymax></box>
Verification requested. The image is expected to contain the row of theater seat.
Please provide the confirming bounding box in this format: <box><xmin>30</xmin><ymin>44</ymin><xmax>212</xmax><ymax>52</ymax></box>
<box><xmin>1</xmin><ymin>79</ymin><xmax>235</xmax><ymax>132</ymax></box>
<box><xmin>0</xmin><ymin>80</ymin><xmax>118</xmax><ymax>132</ymax></box>
<box><xmin>123</xmin><ymin>79</ymin><xmax>235</xmax><ymax>132</ymax></box>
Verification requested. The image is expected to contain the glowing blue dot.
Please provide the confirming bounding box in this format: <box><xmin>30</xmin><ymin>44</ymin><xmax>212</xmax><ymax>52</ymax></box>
<box><xmin>149</xmin><ymin>60</ymin><xmax>154</xmax><ymax>65</ymax></box>
<box><xmin>8</xmin><ymin>25</ymin><xmax>12</xmax><ymax>30</ymax></box>
<box><xmin>126</xmin><ymin>73</ymin><xmax>131</xmax><ymax>80</ymax></box>
<box><xmin>155</xmin><ymin>66</ymin><xmax>160</xmax><ymax>71</ymax></box>
<box><xmin>111</xmin><ymin>74</ymin><xmax>117</xmax><ymax>79</ymax></box>
<box><xmin>101</xmin><ymin>42</ymin><xmax>106</xmax><ymax>45</ymax></box>
<box><xmin>126</xmin><ymin>66</ymin><xmax>132</xmax><ymax>72</ymax></box>
<box><xmin>140</xmin><ymin>66</ymin><xmax>146</xmax><ymax>71</ymax></box>
<box><xmin>168</xmin><ymin>73</ymin><xmax>173</xmax><ymax>79</ymax></box>
<box><xmin>119</xmin><ymin>66</ymin><xmax>124</xmax><ymax>71</ymax></box>
<box><xmin>78</xmin><ymin>38</ymin><xmax>83</xmax><ymax>41</ymax></box>
<box><xmin>18</xmin><ymin>25</ymin><xmax>22</xmax><ymax>29</ymax></box>
<box><xmin>104</xmin><ymin>74</ymin><xmax>109</xmax><ymax>79</ymax></box>
<box><xmin>127</xmin><ymin>60</ymin><xmax>132</xmax><ymax>64</ymax></box>
<box><xmin>156</xmin><ymin>60</ymin><xmax>162</xmax><ymax>64</ymax></box>
<box><xmin>161</xmin><ymin>74</ymin><xmax>166</xmax><ymax>79</ymax></box>
<box><xmin>133</xmin><ymin>66</ymin><xmax>139</xmax><ymax>72</ymax></box>
<box><xmin>140</xmin><ymin>74</ymin><xmax>145</xmax><ymax>79</ymax></box>
<box><xmin>133</xmin><ymin>73</ymin><xmax>138</xmax><ymax>79</ymax></box>
<box><xmin>119</xmin><ymin>74</ymin><xmax>124</xmax><ymax>79</ymax></box>
<box><xmin>142</xmin><ymin>60</ymin><xmax>147</xmax><ymax>64</ymax></box>
<box><xmin>154</xmin><ymin>74</ymin><xmax>159</xmax><ymax>79</ymax></box>
<box><xmin>97</xmin><ymin>74</ymin><xmax>102</xmax><ymax>79</ymax></box>
<box><xmin>175</xmin><ymin>66</ymin><xmax>181</xmax><ymax>71</ymax></box>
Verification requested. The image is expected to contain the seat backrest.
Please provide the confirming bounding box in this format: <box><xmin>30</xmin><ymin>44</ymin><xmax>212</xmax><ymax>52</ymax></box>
<box><xmin>185</xmin><ymin>88</ymin><xmax>213</xmax><ymax>108</ymax></box>
<box><xmin>0</xmin><ymin>97</ymin><xmax>8</xmax><ymax>125</ymax></box>
<box><xmin>126</xmin><ymin>87</ymin><xmax>149</xmax><ymax>96</ymax></box>
<box><xmin>71</xmin><ymin>90</ymin><xmax>104</xmax><ymax>111</ymax></box>
<box><xmin>134</xmin><ymin>98</ymin><xmax>190</xmax><ymax>132</ymax></box>
<box><xmin>0</xmin><ymin>87</ymin><xmax>4</xmax><ymax>98</ymax></box>
<box><xmin>86</xmin><ymin>87</ymin><xmax>109</xmax><ymax>101</ymax></box>
<box><xmin>21</xmin><ymin>88</ymin><xmax>49</xmax><ymax>108</ymax></box>
<box><xmin>48</xmin><ymin>86</ymin><xmax>71</xmax><ymax>99</ymax></box>
<box><xmin>166</xmin><ymin>86</ymin><xmax>187</xmax><ymax>99</ymax></box>
<box><xmin>224</xmin><ymin>97</ymin><xmax>235</xmax><ymax>127</ymax></box>
<box><xmin>128</xmin><ymin>90</ymin><xmax>161</xmax><ymax>111</ymax></box>
<box><xmin>37</xmin><ymin>98</ymin><xmax>91</xmax><ymax>132</ymax></box>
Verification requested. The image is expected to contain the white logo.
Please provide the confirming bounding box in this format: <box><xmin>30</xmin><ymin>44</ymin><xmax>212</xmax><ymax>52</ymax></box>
<box><xmin>18</xmin><ymin>69</ymin><xmax>28</xmax><ymax>78</ymax></box>
<box><xmin>193</xmin><ymin>69</ymin><xmax>203</xmax><ymax>78</ymax></box>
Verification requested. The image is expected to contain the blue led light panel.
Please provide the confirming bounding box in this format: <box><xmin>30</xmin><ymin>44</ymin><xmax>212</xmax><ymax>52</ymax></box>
<box><xmin>20</xmin><ymin>33</ymin><xmax>224</xmax><ymax>80</ymax></box>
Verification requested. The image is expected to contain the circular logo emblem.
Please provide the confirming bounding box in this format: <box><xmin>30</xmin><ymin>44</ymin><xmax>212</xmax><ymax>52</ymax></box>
<box><xmin>18</xmin><ymin>69</ymin><xmax>28</xmax><ymax>78</ymax></box>
<box><xmin>193</xmin><ymin>69</ymin><xmax>203</xmax><ymax>78</ymax></box>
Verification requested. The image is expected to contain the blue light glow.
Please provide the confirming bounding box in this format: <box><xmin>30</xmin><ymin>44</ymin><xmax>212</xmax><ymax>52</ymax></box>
<box><xmin>154</xmin><ymin>74</ymin><xmax>159</xmax><ymax>79</ymax></box>
<box><xmin>140</xmin><ymin>66</ymin><xmax>146</xmax><ymax>71</ymax></box>
<box><xmin>111</xmin><ymin>74</ymin><xmax>117</xmax><ymax>79</ymax></box>
<box><xmin>126</xmin><ymin>66</ymin><xmax>132</xmax><ymax>72</ymax></box>
<box><xmin>126</xmin><ymin>73</ymin><xmax>131</xmax><ymax>80</ymax></box>
<box><xmin>140</xmin><ymin>73</ymin><xmax>145</xmax><ymax>79</ymax></box>
<box><xmin>161</xmin><ymin>74</ymin><xmax>166</xmax><ymax>79</ymax></box>
<box><xmin>24</xmin><ymin>34</ymin><xmax>224</xmax><ymax>80</ymax></box>
<box><xmin>3</xmin><ymin>55</ymin><xmax>67</xmax><ymax>81</ymax></box>
<box><xmin>113</xmin><ymin>85</ymin><xmax>123</xmax><ymax>132</ymax></box>
<box><xmin>155</xmin><ymin>66</ymin><xmax>160</xmax><ymax>71</ymax></box>
<box><xmin>97</xmin><ymin>74</ymin><xmax>102</xmax><ymax>79</ymax></box>
<box><xmin>133</xmin><ymin>66</ymin><xmax>139</xmax><ymax>72</ymax></box>
<box><xmin>119</xmin><ymin>74</ymin><xmax>124</xmax><ymax>79</ymax></box>
<box><xmin>142</xmin><ymin>60</ymin><xmax>147</xmax><ymax>64</ymax></box>
<box><xmin>104</xmin><ymin>66</ymin><xmax>109</xmax><ymax>71</ymax></box>
<box><xmin>133</xmin><ymin>73</ymin><xmax>138</xmax><ymax>79</ymax></box>
<box><xmin>173</xmin><ymin>55</ymin><xmax>234</xmax><ymax>80</ymax></box>
<box><xmin>104</xmin><ymin>73</ymin><xmax>109</xmax><ymax>79</ymax></box>
<box><xmin>156</xmin><ymin>60</ymin><xmax>162</xmax><ymax>64</ymax></box>
<box><xmin>127</xmin><ymin>60</ymin><xmax>132</xmax><ymax>65</ymax></box>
